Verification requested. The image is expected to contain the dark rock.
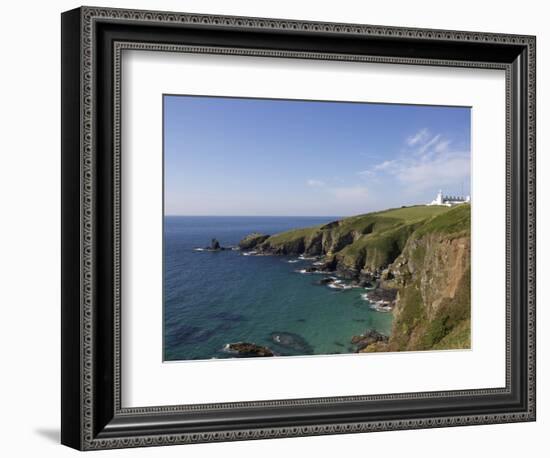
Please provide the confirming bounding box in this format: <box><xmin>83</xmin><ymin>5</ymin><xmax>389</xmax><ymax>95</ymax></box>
<box><xmin>226</xmin><ymin>342</ymin><xmax>275</xmax><ymax>357</ymax></box>
<box><xmin>335</xmin><ymin>265</ymin><xmax>362</xmax><ymax>280</ymax></box>
<box><xmin>351</xmin><ymin>329</ymin><xmax>389</xmax><ymax>351</ymax></box>
<box><xmin>194</xmin><ymin>238</ymin><xmax>230</xmax><ymax>251</ymax></box>
<box><xmin>304</xmin><ymin>266</ymin><xmax>321</xmax><ymax>273</ymax></box>
<box><xmin>365</xmin><ymin>288</ymin><xmax>397</xmax><ymax>303</ymax></box>
<box><xmin>303</xmin><ymin>258</ymin><xmax>335</xmax><ymax>274</ymax></box>
<box><xmin>357</xmin><ymin>272</ymin><xmax>378</xmax><ymax>287</ymax></box>
<box><xmin>313</xmin><ymin>257</ymin><xmax>337</xmax><ymax>272</ymax></box>
<box><xmin>304</xmin><ymin>231</ymin><xmax>324</xmax><ymax>255</ymax></box>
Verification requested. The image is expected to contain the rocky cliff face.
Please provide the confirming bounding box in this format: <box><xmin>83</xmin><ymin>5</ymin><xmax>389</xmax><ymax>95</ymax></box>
<box><xmin>239</xmin><ymin>204</ymin><xmax>471</xmax><ymax>352</ymax></box>
<box><xmin>242</xmin><ymin>212</ymin><xmax>423</xmax><ymax>278</ymax></box>
<box><xmin>368</xmin><ymin>231</ymin><xmax>470</xmax><ymax>352</ymax></box>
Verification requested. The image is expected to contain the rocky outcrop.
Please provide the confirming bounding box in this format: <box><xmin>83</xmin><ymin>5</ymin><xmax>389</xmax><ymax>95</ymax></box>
<box><xmin>225</xmin><ymin>342</ymin><xmax>275</xmax><ymax>357</ymax></box>
<box><xmin>194</xmin><ymin>238</ymin><xmax>231</xmax><ymax>252</ymax></box>
<box><xmin>351</xmin><ymin>329</ymin><xmax>389</xmax><ymax>352</ymax></box>
<box><xmin>238</xmin><ymin>233</ymin><xmax>270</xmax><ymax>250</ymax></box>
<box><xmin>362</xmin><ymin>287</ymin><xmax>398</xmax><ymax>311</ymax></box>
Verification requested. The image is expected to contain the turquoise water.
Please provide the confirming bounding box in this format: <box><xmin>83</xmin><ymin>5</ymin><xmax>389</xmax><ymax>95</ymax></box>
<box><xmin>164</xmin><ymin>216</ymin><xmax>393</xmax><ymax>361</ymax></box>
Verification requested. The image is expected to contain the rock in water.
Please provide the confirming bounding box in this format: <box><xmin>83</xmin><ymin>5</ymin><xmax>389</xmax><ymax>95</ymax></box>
<box><xmin>351</xmin><ymin>329</ymin><xmax>389</xmax><ymax>352</ymax></box>
<box><xmin>270</xmin><ymin>331</ymin><xmax>314</xmax><ymax>354</ymax></box>
<box><xmin>225</xmin><ymin>342</ymin><xmax>275</xmax><ymax>357</ymax></box>
<box><xmin>365</xmin><ymin>288</ymin><xmax>397</xmax><ymax>303</ymax></box>
<box><xmin>194</xmin><ymin>238</ymin><xmax>228</xmax><ymax>251</ymax></box>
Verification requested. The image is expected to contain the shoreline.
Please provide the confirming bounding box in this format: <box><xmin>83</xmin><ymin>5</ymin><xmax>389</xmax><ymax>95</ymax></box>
<box><xmin>240</xmin><ymin>249</ymin><xmax>398</xmax><ymax>313</ymax></box>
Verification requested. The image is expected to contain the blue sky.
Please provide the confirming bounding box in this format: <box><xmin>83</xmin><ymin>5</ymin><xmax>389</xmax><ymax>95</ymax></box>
<box><xmin>164</xmin><ymin>95</ymin><xmax>471</xmax><ymax>216</ymax></box>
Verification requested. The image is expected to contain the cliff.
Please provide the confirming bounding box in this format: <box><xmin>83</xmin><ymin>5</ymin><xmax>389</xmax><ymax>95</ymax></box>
<box><xmin>240</xmin><ymin>204</ymin><xmax>471</xmax><ymax>351</ymax></box>
<box><xmin>366</xmin><ymin>205</ymin><xmax>471</xmax><ymax>352</ymax></box>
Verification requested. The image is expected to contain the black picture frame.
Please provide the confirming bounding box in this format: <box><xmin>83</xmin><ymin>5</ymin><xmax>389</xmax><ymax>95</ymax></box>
<box><xmin>61</xmin><ymin>6</ymin><xmax>536</xmax><ymax>450</ymax></box>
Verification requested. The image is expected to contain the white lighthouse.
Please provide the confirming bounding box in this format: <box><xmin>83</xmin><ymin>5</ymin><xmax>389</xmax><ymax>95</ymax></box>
<box><xmin>428</xmin><ymin>190</ymin><xmax>470</xmax><ymax>207</ymax></box>
<box><xmin>433</xmin><ymin>190</ymin><xmax>444</xmax><ymax>206</ymax></box>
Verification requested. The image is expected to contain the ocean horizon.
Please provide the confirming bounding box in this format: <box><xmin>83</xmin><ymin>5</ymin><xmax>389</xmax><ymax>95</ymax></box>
<box><xmin>163</xmin><ymin>215</ymin><xmax>393</xmax><ymax>361</ymax></box>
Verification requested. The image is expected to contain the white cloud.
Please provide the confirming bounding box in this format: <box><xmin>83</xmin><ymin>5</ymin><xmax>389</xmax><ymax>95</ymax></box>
<box><xmin>373</xmin><ymin>160</ymin><xmax>397</xmax><ymax>171</ymax></box>
<box><xmin>306</xmin><ymin>179</ymin><xmax>325</xmax><ymax>187</ymax></box>
<box><xmin>416</xmin><ymin>133</ymin><xmax>441</xmax><ymax>155</ymax></box>
<box><xmin>434</xmin><ymin>139</ymin><xmax>451</xmax><ymax>153</ymax></box>
<box><xmin>406</xmin><ymin>128</ymin><xmax>430</xmax><ymax>146</ymax></box>
<box><xmin>357</xmin><ymin>169</ymin><xmax>375</xmax><ymax>178</ymax></box>
<box><xmin>309</xmin><ymin>128</ymin><xmax>468</xmax><ymax>209</ymax></box>
<box><xmin>360</xmin><ymin>130</ymin><xmax>469</xmax><ymax>192</ymax></box>
<box><xmin>393</xmin><ymin>151</ymin><xmax>470</xmax><ymax>191</ymax></box>
<box><xmin>358</xmin><ymin>160</ymin><xmax>396</xmax><ymax>178</ymax></box>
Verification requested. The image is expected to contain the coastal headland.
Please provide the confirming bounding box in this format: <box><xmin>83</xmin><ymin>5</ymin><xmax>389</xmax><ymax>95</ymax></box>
<box><xmin>237</xmin><ymin>204</ymin><xmax>471</xmax><ymax>353</ymax></box>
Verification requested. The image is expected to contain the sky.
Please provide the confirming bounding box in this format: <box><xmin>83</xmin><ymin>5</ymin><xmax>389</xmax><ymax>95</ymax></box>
<box><xmin>164</xmin><ymin>95</ymin><xmax>471</xmax><ymax>217</ymax></box>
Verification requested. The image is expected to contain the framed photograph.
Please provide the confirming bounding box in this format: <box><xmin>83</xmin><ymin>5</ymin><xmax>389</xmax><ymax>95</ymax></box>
<box><xmin>61</xmin><ymin>6</ymin><xmax>536</xmax><ymax>450</ymax></box>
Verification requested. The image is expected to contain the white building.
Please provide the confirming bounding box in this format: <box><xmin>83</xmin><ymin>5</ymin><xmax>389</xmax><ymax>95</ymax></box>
<box><xmin>428</xmin><ymin>190</ymin><xmax>470</xmax><ymax>207</ymax></box>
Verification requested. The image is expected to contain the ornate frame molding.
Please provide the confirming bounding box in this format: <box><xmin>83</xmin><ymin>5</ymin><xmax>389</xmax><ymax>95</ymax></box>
<box><xmin>61</xmin><ymin>6</ymin><xmax>536</xmax><ymax>450</ymax></box>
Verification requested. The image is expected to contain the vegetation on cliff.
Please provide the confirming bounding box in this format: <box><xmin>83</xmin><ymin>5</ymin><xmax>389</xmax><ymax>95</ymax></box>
<box><xmin>380</xmin><ymin>205</ymin><xmax>471</xmax><ymax>351</ymax></box>
<box><xmin>239</xmin><ymin>204</ymin><xmax>471</xmax><ymax>352</ymax></box>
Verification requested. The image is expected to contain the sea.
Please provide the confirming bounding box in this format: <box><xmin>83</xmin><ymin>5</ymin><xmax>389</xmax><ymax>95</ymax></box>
<box><xmin>164</xmin><ymin>216</ymin><xmax>393</xmax><ymax>361</ymax></box>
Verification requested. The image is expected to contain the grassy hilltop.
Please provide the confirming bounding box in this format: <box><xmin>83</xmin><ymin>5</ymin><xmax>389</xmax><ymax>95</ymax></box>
<box><xmin>240</xmin><ymin>204</ymin><xmax>471</xmax><ymax>352</ymax></box>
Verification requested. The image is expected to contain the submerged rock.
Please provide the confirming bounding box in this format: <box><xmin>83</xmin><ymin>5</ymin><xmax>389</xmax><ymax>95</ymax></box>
<box><xmin>270</xmin><ymin>331</ymin><xmax>314</xmax><ymax>354</ymax></box>
<box><xmin>225</xmin><ymin>342</ymin><xmax>275</xmax><ymax>357</ymax></box>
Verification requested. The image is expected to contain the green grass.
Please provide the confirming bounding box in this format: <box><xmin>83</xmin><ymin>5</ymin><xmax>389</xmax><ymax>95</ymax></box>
<box><xmin>328</xmin><ymin>206</ymin><xmax>451</xmax><ymax>238</ymax></box>
<box><xmin>414</xmin><ymin>204</ymin><xmax>471</xmax><ymax>237</ymax></box>
<box><xmin>433</xmin><ymin>319</ymin><xmax>471</xmax><ymax>350</ymax></box>
<box><xmin>377</xmin><ymin>205</ymin><xmax>452</xmax><ymax>221</ymax></box>
<box><xmin>337</xmin><ymin>222</ymin><xmax>419</xmax><ymax>270</ymax></box>
<box><xmin>260</xmin><ymin>204</ymin><xmax>467</xmax><ymax>269</ymax></box>
<box><xmin>265</xmin><ymin>205</ymin><xmax>457</xmax><ymax>248</ymax></box>
<box><xmin>266</xmin><ymin>226</ymin><xmax>320</xmax><ymax>245</ymax></box>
